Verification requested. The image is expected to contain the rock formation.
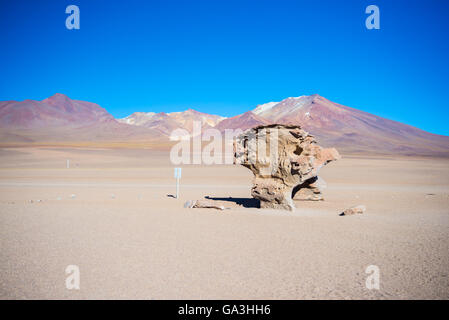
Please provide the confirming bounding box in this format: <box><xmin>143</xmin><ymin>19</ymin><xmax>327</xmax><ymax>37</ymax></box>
<box><xmin>234</xmin><ymin>124</ymin><xmax>340</xmax><ymax>210</ymax></box>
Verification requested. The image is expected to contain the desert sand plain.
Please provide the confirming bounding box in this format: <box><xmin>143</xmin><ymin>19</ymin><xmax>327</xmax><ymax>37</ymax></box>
<box><xmin>0</xmin><ymin>147</ymin><xmax>448</xmax><ymax>299</ymax></box>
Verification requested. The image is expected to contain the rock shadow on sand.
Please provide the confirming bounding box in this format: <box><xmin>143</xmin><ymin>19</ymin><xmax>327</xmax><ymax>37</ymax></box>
<box><xmin>205</xmin><ymin>196</ymin><xmax>260</xmax><ymax>208</ymax></box>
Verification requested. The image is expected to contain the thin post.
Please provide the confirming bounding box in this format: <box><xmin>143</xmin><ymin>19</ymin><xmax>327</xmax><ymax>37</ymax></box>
<box><xmin>67</xmin><ymin>159</ymin><xmax>70</xmax><ymax>169</ymax></box>
<box><xmin>174</xmin><ymin>167</ymin><xmax>181</xmax><ymax>199</ymax></box>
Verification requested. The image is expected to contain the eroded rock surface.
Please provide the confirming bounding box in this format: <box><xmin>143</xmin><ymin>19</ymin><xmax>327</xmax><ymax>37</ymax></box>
<box><xmin>292</xmin><ymin>176</ymin><xmax>327</xmax><ymax>201</ymax></box>
<box><xmin>234</xmin><ymin>124</ymin><xmax>340</xmax><ymax>210</ymax></box>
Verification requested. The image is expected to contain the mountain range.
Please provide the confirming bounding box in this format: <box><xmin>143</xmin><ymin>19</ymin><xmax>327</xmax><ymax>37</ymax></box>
<box><xmin>1</xmin><ymin>93</ymin><xmax>448</xmax><ymax>156</ymax></box>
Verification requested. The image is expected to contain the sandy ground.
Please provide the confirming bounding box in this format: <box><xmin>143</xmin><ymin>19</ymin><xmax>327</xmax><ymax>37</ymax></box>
<box><xmin>0</xmin><ymin>147</ymin><xmax>448</xmax><ymax>299</ymax></box>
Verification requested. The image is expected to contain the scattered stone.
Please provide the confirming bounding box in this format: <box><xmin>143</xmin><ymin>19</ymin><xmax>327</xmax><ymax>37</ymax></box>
<box><xmin>184</xmin><ymin>200</ymin><xmax>195</xmax><ymax>208</ymax></box>
<box><xmin>184</xmin><ymin>200</ymin><xmax>225</xmax><ymax>210</ymax></box>
<box><xmin>340</xmin><ymin>205</ymin><xmax>366</xmax><ymax>216</ymax></box>
<box><xmin>234</xmin><ymin>124</ymin><xmax>340</xmax><ymax>210</ymax></box>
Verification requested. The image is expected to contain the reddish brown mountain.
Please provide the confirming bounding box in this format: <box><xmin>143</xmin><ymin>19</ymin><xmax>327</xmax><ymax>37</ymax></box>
<box><xmin>0</xmin><ymin>93</ymin><xmax>114</xmax><ymax>128</ymax></box>
<box><xmin>0</xmin><ymin>94</ymin><xmax>162</xmax><ymax>144</ymax></box>
<box><xmin>245</xmin><ymin>94</ymin><xmax>449</xmax><ymax>156</ymax></box>
<box><xmin>215</xmin><ymin>111</ymin><xmax>270</xmax><ymax>132</ymax></box>
<box><xmin>1</xmin><ymin>93</ymin><xmax>448</xmax><ymax>156</ymax></box>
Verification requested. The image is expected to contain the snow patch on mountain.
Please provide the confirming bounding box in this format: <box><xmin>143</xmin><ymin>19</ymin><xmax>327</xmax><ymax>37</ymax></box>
<box><xmin>118</xmin><ymin>112</ymin><xmax>156</xmax><ymax>126</ymax></box>
<box><xmin>252</xmin><ymin>95</ymin><xmax>316</xmax><ymax>120</ymax></box>
<box><xmin>253</xmin><ymin>101</ymin><xmax>279</xmax><ymax>115</ymax></box>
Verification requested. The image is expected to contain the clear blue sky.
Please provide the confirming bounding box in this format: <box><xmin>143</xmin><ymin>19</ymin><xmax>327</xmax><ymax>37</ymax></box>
<box><xmin>1</xmin><ymin>0</ymin><xmax>449</xmax><ymax>135</ymax></box>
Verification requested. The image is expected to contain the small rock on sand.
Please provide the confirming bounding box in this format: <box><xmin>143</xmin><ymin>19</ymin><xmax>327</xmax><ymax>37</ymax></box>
<box><xmin>340</xmin><ymin>205</ymin><xmax>366</xmax><ymax>216</ymax></box>
<box><xmin>184</xmin><ymin>200</ymin><xmax>225</xmax><ymax>210</ymax></box>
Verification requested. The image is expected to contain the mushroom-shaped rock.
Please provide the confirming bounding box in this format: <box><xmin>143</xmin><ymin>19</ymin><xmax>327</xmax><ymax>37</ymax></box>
<box><xmin>234</xmin><ymin>124</ymin><xmax>340</xmax><ymax>211</ymax></box>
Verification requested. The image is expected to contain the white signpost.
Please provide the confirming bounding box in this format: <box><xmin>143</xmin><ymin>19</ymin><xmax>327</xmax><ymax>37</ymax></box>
<box><xmin>174</xmin><ymin>167</ymin><xmax>182</xmax><ymax>199</ymax></box>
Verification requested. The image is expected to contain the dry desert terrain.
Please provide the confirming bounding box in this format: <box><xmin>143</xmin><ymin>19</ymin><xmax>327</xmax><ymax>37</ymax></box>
<box><xmin>0</xmin><ymin>147</ymin><xmax>448</xmax><ymax>299</ymax></box>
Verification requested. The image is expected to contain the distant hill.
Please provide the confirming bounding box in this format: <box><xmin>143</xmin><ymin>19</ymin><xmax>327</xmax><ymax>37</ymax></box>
<box><xmin>1</xmin><ymin>93</ymin><xmax>448</xmax><ymax>156</ymax></box>
<box><xmin>118</xmin><ymin>109</ymin><xmax>225</xmax><ymax>136</ymax></box>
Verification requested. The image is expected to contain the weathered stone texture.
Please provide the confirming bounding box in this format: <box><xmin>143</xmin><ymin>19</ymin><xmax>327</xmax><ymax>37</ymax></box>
<box><xmin>234</xmin><ymin>124</ymin><xmax>340</xmax><ymax>210</ymax></box>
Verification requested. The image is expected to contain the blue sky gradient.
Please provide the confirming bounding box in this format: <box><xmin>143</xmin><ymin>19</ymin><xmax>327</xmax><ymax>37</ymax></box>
<box><xmin>1</xmin><ymin>0</ymin><xmax>449</xmax><ymax>135</ymax></box>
